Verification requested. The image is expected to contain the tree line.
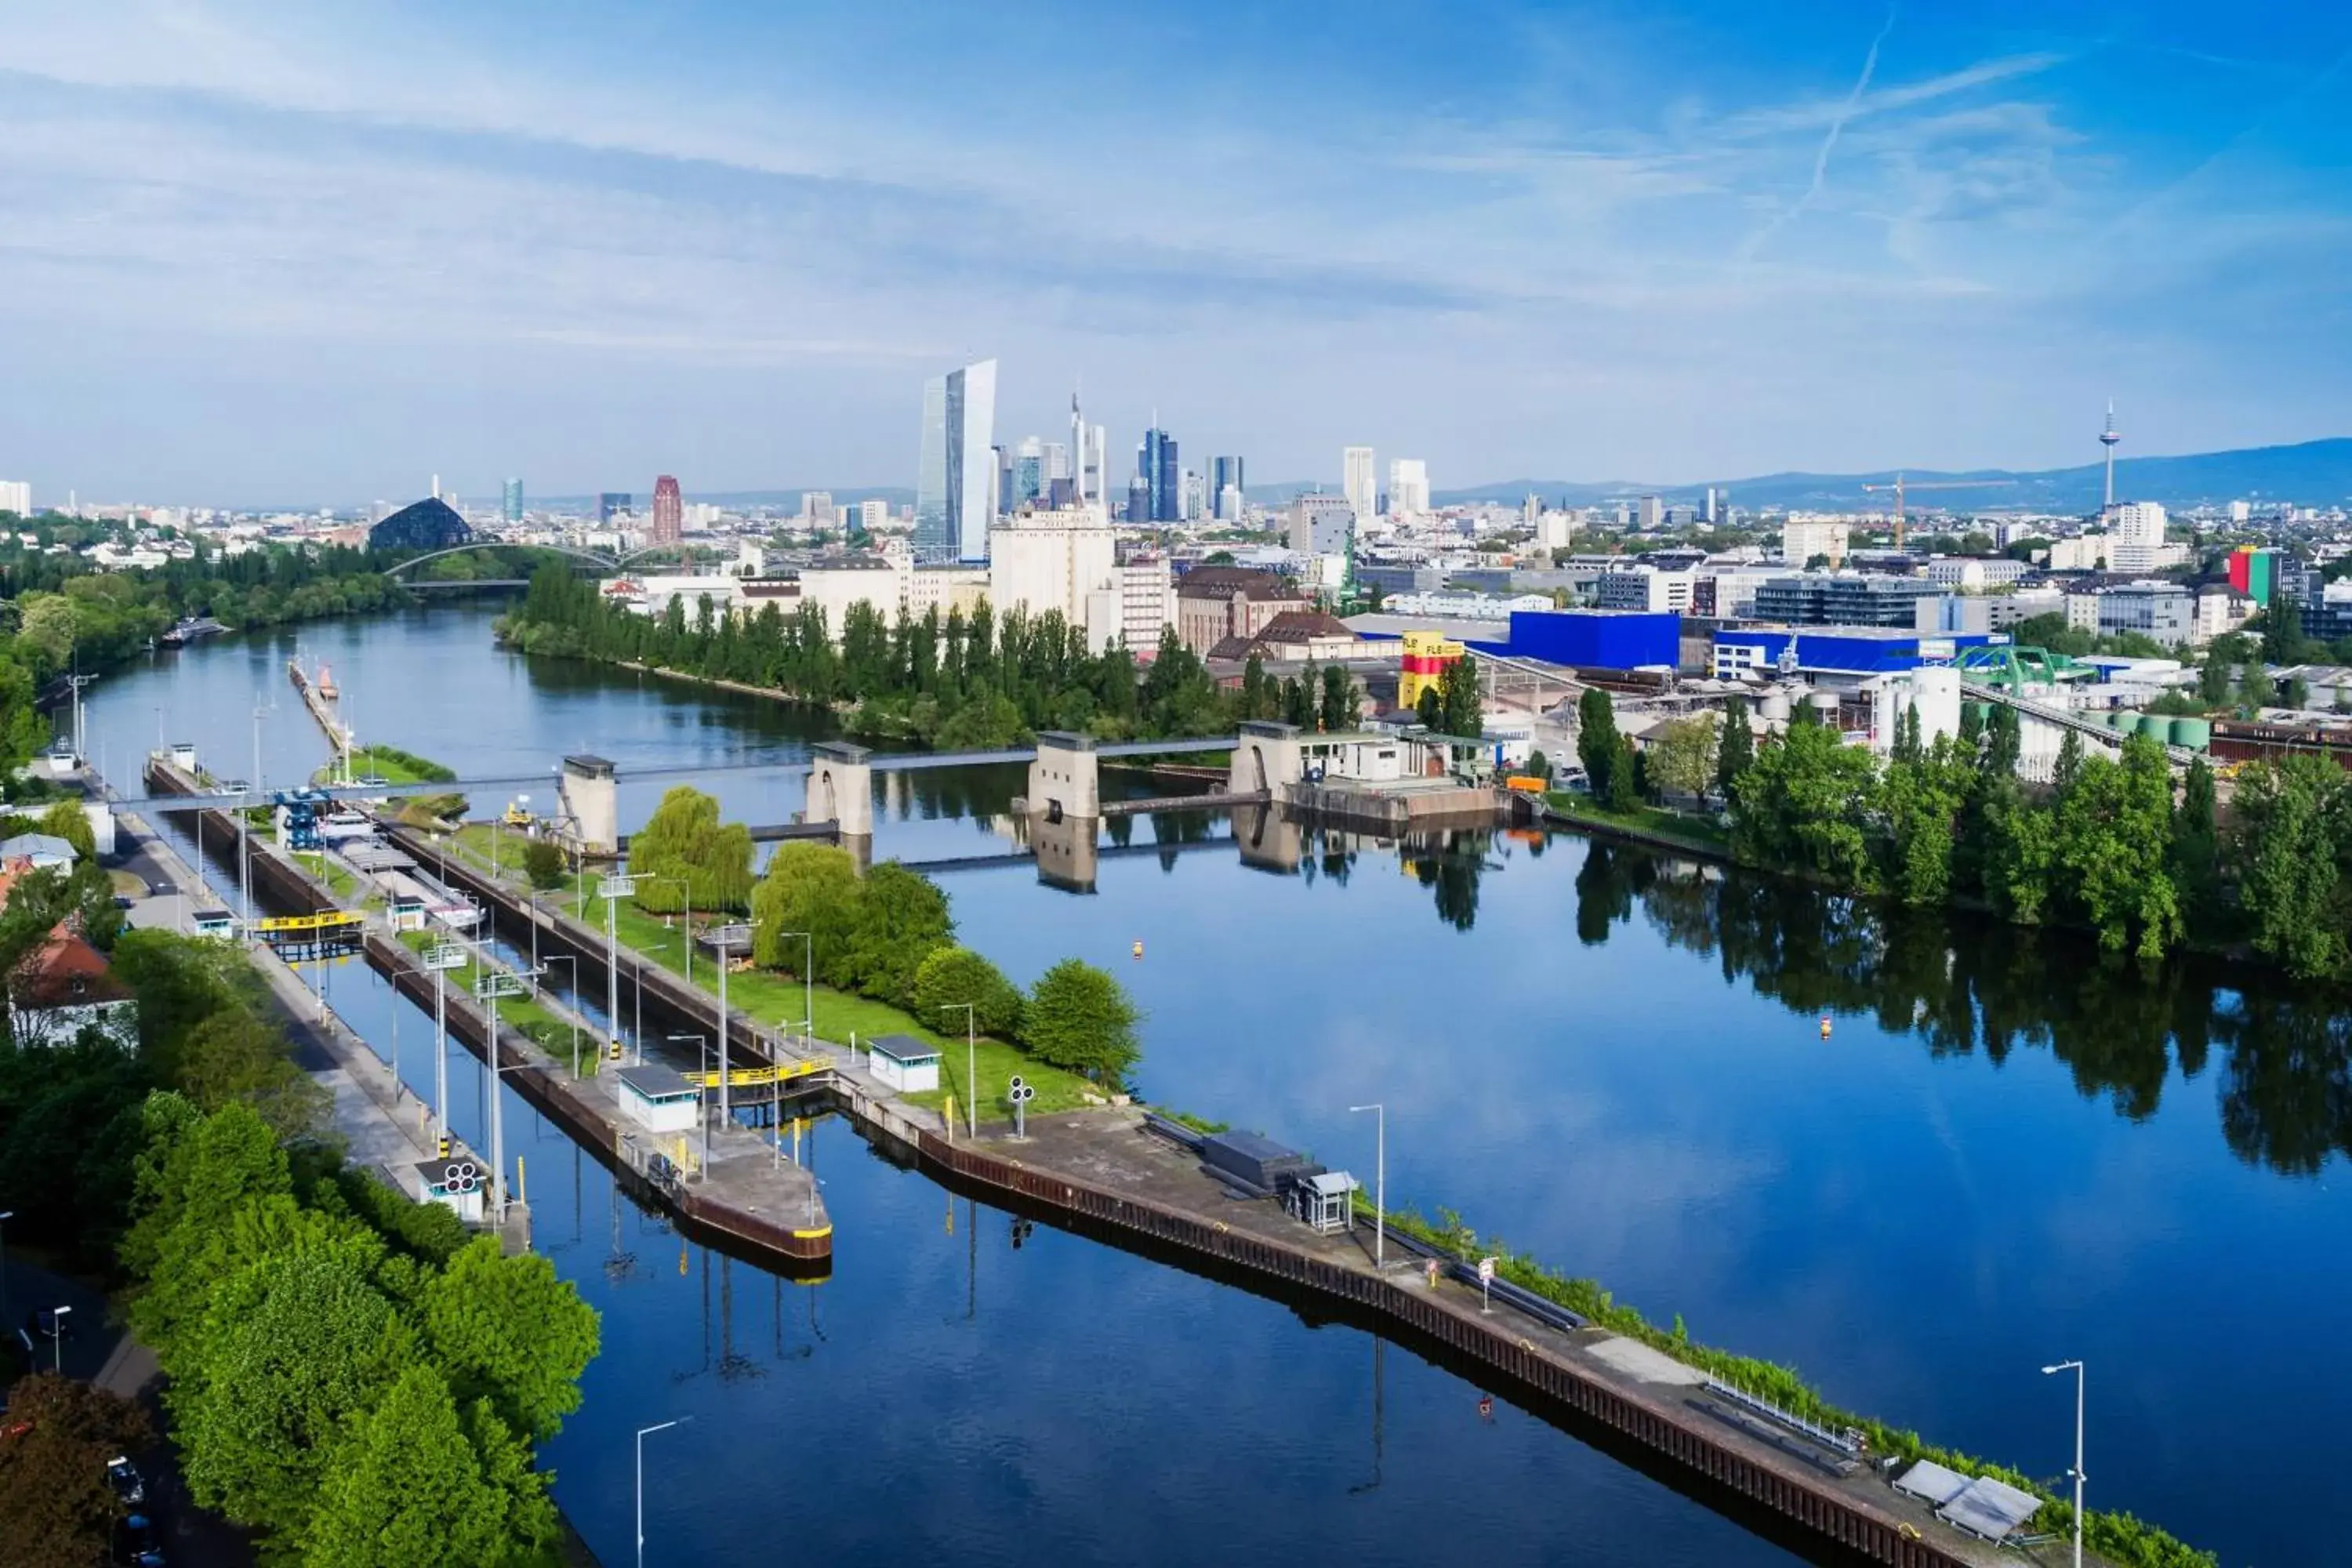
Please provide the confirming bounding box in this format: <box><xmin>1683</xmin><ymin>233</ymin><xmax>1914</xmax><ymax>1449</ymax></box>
<box><xmin>0</xmin><ymin>917</ymin><xmax>599</xmax><ymax>1564</ymax></box>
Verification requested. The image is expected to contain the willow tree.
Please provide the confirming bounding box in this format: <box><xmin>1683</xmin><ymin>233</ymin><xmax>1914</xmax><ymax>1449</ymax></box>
<box><xmin>627</xmin><ymin>787</ymin><xmax>753</xmax><ymax>915</ymax></box>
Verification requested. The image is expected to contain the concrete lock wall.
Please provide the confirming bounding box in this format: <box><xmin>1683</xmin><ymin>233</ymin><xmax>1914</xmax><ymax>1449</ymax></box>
<box><xmin>1227</xmin><ymin>720</ymin><xmax>1303</xmax><ymax>798</ymax></box>
<box><xmin>805</xmin><ymin>742</ymin><xmax>874</xmax><ymax>839</ymax></box>
<box><xmin>1026</xmin><ymin>731</ymin><xmax>1099</xmax><ymax>821</ymax></box>
<box><xmin>559</xmin><ymin>755</ymin><xmax>619</xmax><ymax>855</ymax></box>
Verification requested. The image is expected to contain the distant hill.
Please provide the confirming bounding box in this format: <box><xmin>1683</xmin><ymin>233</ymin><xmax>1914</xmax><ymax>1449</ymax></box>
<box><xmin>1428</xmin><ymin>437</ymin><xmax>2352</xmax><ymax>514</ymax></box>
<box><xmin>517</xmin><ymin>487</ymin><xmax>915</xmax><ymax>510</ymax></box>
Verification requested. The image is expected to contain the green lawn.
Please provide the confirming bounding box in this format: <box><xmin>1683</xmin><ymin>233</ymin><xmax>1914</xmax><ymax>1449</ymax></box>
<box><xmin>550</xmin><ymin>868</ymin><xmax>1103</xmax><ymax>1117</ymax></box>
<box><xmin>290</xmin><ymin>851</ymin><xmax>361</xmax><ymax>901</ymax></box>
<box><xmin>390</xmin><ymin>927</ymin><xmax>601</xmax><ymax>1075</ymax></box>
<box><xmin>1543</xmin><ymin>793</ymin><xmax>1731</xmax><ymax>855</ymax></box>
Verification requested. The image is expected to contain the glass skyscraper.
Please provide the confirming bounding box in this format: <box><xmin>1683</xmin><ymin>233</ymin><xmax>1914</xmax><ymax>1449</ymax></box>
<box><xmin>1141</xmin><ymin>426</ymin><xmax>1180</xmax><ymax>522</ymax></box>
<box><xmin>915</xmin><ymin>359</ymin><xmax>998</xmax><ymax>561</ymax></box>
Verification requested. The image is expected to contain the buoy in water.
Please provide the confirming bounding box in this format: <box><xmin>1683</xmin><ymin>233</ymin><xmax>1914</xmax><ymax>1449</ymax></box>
<box><xmin>1132</xmin><ymin>940</ymin><xmax>1144</xmax><ymax>960</ymax></box>
<box><xmin>1819</xmin><ymin>1014</ymin><xmax>1834</xmax><ymax>1039</ymax></box>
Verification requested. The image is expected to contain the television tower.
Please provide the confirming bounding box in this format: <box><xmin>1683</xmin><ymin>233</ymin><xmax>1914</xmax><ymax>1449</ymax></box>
<box><xmin>2099</xmin><ymin>401</ymin><xmax>2121</xmax><ymax>514</ymax></box>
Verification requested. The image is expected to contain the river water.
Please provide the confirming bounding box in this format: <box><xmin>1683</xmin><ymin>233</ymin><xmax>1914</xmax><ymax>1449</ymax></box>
<box><xmin>85</xmin><ymin>605</ymin><xmax>2350</xmax><ymax>1566</ymax></box>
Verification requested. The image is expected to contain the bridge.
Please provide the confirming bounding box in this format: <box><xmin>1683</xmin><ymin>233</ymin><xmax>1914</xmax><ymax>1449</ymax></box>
<box><xmin>381</xmin><ymin>540</ymin><xmax>697</xmax><ymax>580</ymax></box>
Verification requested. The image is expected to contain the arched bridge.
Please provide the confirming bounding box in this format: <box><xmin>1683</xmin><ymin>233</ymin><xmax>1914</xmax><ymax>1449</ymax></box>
<box><xmin>382</xmin><ymin>541</ymin><xmax>690</xmax><ymax>579</ymax></box>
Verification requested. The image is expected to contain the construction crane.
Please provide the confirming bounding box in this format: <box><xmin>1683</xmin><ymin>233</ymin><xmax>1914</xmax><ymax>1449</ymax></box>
<box><xmin>1860</xmin><ymin>475</ymin><xmax>2015</xmax><ymax>549</ymax></box>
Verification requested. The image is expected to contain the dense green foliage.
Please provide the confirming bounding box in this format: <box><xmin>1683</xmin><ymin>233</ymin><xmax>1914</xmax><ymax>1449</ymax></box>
<box><xmin>745</xmin><ymin>842</ymin><xmax>1143</xmax><ymax>1081</ymax></box>
<box><xmin>1723</xmin><ymin>700</ymin><xmax>2352</xmax><ymax>977</ymax></box>
<box><xmin>627</xmin><ymin>786</ymin><xmax>754</xmax><ymax>914</ymax></box>
<box><xmin>0</xmin><ymin>1374</ymin><xmax>153</xmax><ymax>1568</ymax></box>
<box><xmin>0</xmin><ymin>927</ymin><xmax>600</xmax><ymax>1565</ymax></box>
<box><xmin>502</xmin><ymin>564</ymin><xmax>1238</xmax><ymax>746</ymax></box>
<box><xmin>0</xmin><ymin>532</ymin><xmax>411</xmax><ymax>789</ymax></box>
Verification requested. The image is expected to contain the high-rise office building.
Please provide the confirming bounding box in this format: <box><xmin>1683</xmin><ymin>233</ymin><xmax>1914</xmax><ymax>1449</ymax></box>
<box><xmin>1043</xmin><ymin>441</ymin><xmax>1071</xmax><ymax>482</ymax></box>
<box><xmin>1210</xmin><ymin>456</ymin><xmax>1245</xmax><ymax>519</ymax></box>
<box><xmin>1141</xmin><ymin>426</ymin><xmax>1180</xmax><ymax>522</ymax></box>
<box><xmin>800</xmin><ymin>491</ymin><xmax>836</xmax><ymax>526</ymax></box>
<box><xmin>597</xmin><ymin>492</ymin><xmax>632</xmax><ymax>524</ymax></box>
<box><xmin>1181</xmin><ymin>470</ymin><xmax>1207</xmax><ymax>523</ymax></box>
<box><xmin>914</xmin><ymin>358</ymin><xmax>999</xmax><ymax>561</ymax></box>
<box><xmin>651</xmin><ymin>475</ymin><xmax>683</xmax><ymax>543</ymax></box>
<box><xmin>1083</xmin><ymin>423</ymin><xmax>1108</xmax><ymax>508</ymax></box>
<box><xmin>1342</xmin><ymin>446</ymin><xmax>1376</xmax><ymax>527</ymax></box>
<box><xmin>1126</xmin><ymin>474</ymin><xmax>1151</xmax><ymax>525</ymax></box>
<box><xmin>0</xmin><ymin>480</ymin><xmax>30</xmax><ymax>517</ymax></box>
<box><xmin>1388</xmin><ymin>458</ymin><xmax>1428</xmax><ymax>517</ymax></box>
<box><xmin>501</xmin><ymin>477</ymin><xmax>523</xmax><ymax>524</ymax></box>
<box><xmin>1637</xmin><ymin>495</ymin><xmax>1664</xmax><ymax>531</ymax></box>
<box><xmin>1014</xmin><ymin>437</ymin><xmax>1044</xmax><ymax>508</ymax></box>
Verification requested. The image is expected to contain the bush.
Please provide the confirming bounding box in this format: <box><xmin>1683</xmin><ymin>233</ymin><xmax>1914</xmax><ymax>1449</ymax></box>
<box><xmin>909</xmin><ymin>946</ymin><xmax>1023</xmax><ymax>1039</ymax></box>
<box><xmin>1021</xmin><ymin>959</ymin><xmax>1143</xmax><ymax>1087</ymax></box>
<box><xmin>521</xmin><ymin>838</ymin><xmax>568</xmax><ymax>891</ymax></box>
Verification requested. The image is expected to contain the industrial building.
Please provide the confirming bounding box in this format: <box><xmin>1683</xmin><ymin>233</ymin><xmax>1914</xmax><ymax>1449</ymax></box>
<box><xmin>1506</xmin><ymin>609</ymin><xmax>1680</xmax><ymax>671</ymax></box>
<box><xmin>1711</xmin><ymin>626</ymin><xmax>1997</xmax><ymax>681</ymax></box>
<box><xmin>1751</xmin><ymin>574</ymin><xmax>1941</xmax><ymax>628</ymax></box>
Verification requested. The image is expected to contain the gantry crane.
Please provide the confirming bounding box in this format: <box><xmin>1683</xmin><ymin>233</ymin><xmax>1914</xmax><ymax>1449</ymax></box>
<box><xmin>1859</xmin><ymin>475</ymin><xmax>2016</xmax><ymax>549</ymax></box>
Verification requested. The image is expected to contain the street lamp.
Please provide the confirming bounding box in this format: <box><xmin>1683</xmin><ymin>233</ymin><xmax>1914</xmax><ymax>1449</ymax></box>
<box><xmin>1349</xmin><ymin>1103</ymin><xmax>1385</xmax><ymax>1269</ymax></box>
<box><xmin>639</xmin><ymin>873</ymin><xmax>692</xmax><ymax>985</ymax></box>
<box><xmin>938</xmin><ymin>1004</ymin><xmax>978</xmax><ymax>1137</ymax></box>
<box><xmin>539</xmin><ymin>954</ymin><xmax>582</xmax><ymax>1076</ymax></box>
<box><xmin>635</xmin><ymin>1417</ymin><xmax>688</xmax><ymax>1568</ymax></box>
<box><xmin>2042</xmin><ymin>1359</ymin><xmax>2085</xmax><ymax>1568</ymax></box>
<box><xmin>776</xmin><ymin>931</ymin><xmax>815</xmax><ymax>1044</ymax></box>
<box><xmin>670</xmin><ymin>1033</ymin><xmax>712</xmax><ymax>1164</ymax></box>
<box><xmin>48</xmin><ymin>1303</ymin><xmax>71</xmax><ymax>1374</ymax></box>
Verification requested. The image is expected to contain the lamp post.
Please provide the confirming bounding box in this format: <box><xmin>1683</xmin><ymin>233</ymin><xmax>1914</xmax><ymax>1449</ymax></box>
<box><xmin>635</xmin><ymin>1418</ymin><xmax>686</xmax><ymax>1568</ymax></box>
<box><xmin>1349</xmin><ymin>1102</ymin><xmax>1385</xmax><ymax>1269</ymax></box>
<box><xmin>938</xmin><ymin>1004</ymin><xmax>978</xmax><ymax>1137</ymax></box>
<box><xmin>600</xmin><ymin>873</ymin><xmax>637</xmax><ymax>1062</ymax></box>
<box><xmin>777</xmin><ymin>931</ymin><xmax>814</xmax><ymax>1044</ymax></box>
<box><xmin>670</xmin><ymin>1033</ymin><xmax>712</xmax><ymax>1164</ymax></box>
<box><xmin>2042</xmin><ymin>1359</ymin><xmax>2085</xmax><ymax>1568</ymax></box>
<box><xmin>539</xmin><ymin>954</ymin><xmax>582</xmax><ymax>1076</ymax></box>
<box><xmin>48</xmin><ymin>1303</ymin><xmax>70</xmax><ymax>1374</ymax></box>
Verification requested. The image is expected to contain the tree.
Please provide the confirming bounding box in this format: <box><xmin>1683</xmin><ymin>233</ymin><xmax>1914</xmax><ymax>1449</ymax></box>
<box><xmin>1414</xmin><ymin>686</ymin><xmax>1441</xmax><ymax>729</ymax></box>
<box><xmin>1729</xmin><ymin>720</ymin><xmax>1876</xmax><ymax>887</ymax></box>
<box><xmin>2172</xmin><ymin>758</ymin><xmax>2221</xmax><ymax>928</ymax></box>
<box><xmin>627</xmin><ymin>786</ymin><xmax>753</xmax><ymax>915</ymax></box>
<box><xmin>1608</xmin><ymin>736</ymin><xmax>1642</xmax><ymax>810</ymax></box>
<box><xmin>1647</xmin><ymin>714</ymin><xmax>1719</xmax><ymax>799</ymax></box>
<box><xmin>909</xmin><ymin>946</ymin><xmax>1023</xmax><ymax>1039</ymax></box>
<box><xmin>1318</xmin><ymin>663</ymin><xmax>1359</xmax><ymax>732</ymax></box>
<box><xmin>179</xmin><ymin>1007</ymin><xmax>328</xmax><ymax>1138</ymax></box>
<box><xmin>1021</xmin><ymin>959</ymin><xmax>1143</xmax><ymax>1087</ymax></box>
<box><xmin>301</xmin><ymin>1365</ymin><xmax>549</xmax><ymax>1568</ymax></box>
<box><xmin>1438</xmin><ymin>653</ymin><xmax>1483</xmax><ymax>739</ymax></box>
<box><xmin>0</xmin><ymin>1374</ymin><xmax>153</xmax><ymax>1568</ymax></box>
<box><xmin>1576</xmin><ymin>688</ymin><xmax>1620</xmax><ymax>797</ymax></box>
<box><xmin>122</xmin><ymin>1100</ymin><xmax>292</xmax><ymax>1347</ymax></box>
<box><xmin>835</xmin><ymin>862</ymin><xmax>954</xmax><ymax>1007</ymax></box>
<box><xmin>747</xmin><ymin>843</ymin><xmax>863</xmax><ymax>981</ymax></box>
<box><xmin>521</xmin><ymin>837</ymin><xmax>568</xmax><ymax>890</ymax></box>
<box><xmin>38</xmin><ymin>799</ymin><xmax>93</xmax><ymax>859</ymax></box>
<box><xmin>422</xmin><ymin>1237</ymin><xmax>601</xmax><ymax>1445</ymax></box>
<box><xmin>2051</xmin><ymin>729</ymin><xmax>2083</xmax><ymax>795</ymax></box>
<box><xmin>2049</xmin><ymin>735</ymin><xmax>2181</xmax><ymax>957</ymax></box>
<box><xmin>1715</xmin><ymin>697</ymin><xmax>1754</xmax><ymax>793</ymax></box>
<box><xmin>173</xmin><ymin>1244</ymin><xmax>408</xmax><ymax>1535</ymax></box>
<box><xmin>2232</xmin><ymin>755</ymin><xmax>2352</xmax><ymax>979</ymax></box>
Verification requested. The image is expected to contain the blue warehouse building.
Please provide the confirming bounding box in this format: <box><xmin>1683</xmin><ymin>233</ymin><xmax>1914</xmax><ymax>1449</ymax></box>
<box><xmin>1505</xmin><ymin>609</ymin><xmax>1680</xmax><ymax>670</ymax></box>
<box><xmin>1712</xmin><ymin>626</ymin><xmax>2002</xmax><ymax>681</ymax></box>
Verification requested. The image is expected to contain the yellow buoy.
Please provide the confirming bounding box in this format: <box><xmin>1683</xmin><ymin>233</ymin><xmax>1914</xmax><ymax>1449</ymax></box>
<box><xmin>1132</xmin><ymin>940</ymin><xmax>1145</xmax><ymax>960</ymax></box>
<box><xmin>1818</xmin><ymin>1014</ymin><xmax>1834</xmax><ymax>1040</ymax></box>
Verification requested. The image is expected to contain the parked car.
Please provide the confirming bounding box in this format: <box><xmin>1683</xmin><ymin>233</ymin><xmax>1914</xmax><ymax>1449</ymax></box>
<box><xmin>114</xmin><ymin>1511</ymin><xmax>165</xmax><ymax>1566</ymax></box>
<box><xmin>107</xmin><ymin>1454</ymin><xmax>147</xmax><ymax>1507</ymax></box>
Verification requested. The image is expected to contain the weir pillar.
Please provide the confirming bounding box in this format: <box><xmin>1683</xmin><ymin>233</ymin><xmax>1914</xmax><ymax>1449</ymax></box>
<box><xmin>1228</xmin><ymin>720</ymin><xmax>1304</xmax><ymax>801</ymax></box>
<box><xmin>1026</xmin><ymin>731</ymin><xmax>1100</xmax><ymax>823</ymax></box>
<box><xmin>805</xmin><ymin>742</ymin><xmax>874</xmax><ymax>843</ymax></box>
<box><xmin>559</xmin><ymin>754</ymin><xmax>618</xmax><ymax>856</ymax></box>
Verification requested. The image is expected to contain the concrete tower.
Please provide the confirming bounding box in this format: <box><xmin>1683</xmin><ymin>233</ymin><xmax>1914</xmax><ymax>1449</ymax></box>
<box><xmin>2100</xmin><ymin>401</ymin><xmax>2122</xmax><ymax>514</ymax></box>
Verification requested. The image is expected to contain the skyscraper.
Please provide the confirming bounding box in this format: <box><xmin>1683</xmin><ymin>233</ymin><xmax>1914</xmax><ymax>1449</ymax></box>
<box><xmin>1141</xmin><ymin>426</ymin><xmax>1180</xmax><ymax>522</ymax></box>
<box><xmin>1342</xmin><ymin>446</ymin><xmax>1376</xmax><ymax>526</ymax></box>
<box><xmin>597</xmin><ymin>492</ymin><xmax>631</xmax><ymax>524</ymax></box>
<box><xmin>1388</xmin><ymin>458</ymin><xmax>1428</xmax><ymax>517</ymax></box>
<box><xmin>651</xmin><ymin>475</ymin><xmax>683</xmax><ymax>544</ymax></box>
<box><xmin>1014</xmin><ymin>437</ymin><xmax>1044</xmax><ymax>508</ymax></box>
<box><xmin>501</xmin><ymin>477</ymin><xmax>523</xmax><ymax>524</ymax></box>
<box><xmin>1210</xmin><ymin>456</ymin><xmax>1246</xmax><ymax>519</ymax></box>
<box><xmin>914</xmin><ymin>358</ymin><xmax>1000</xmax><ymax>561</ymax></box>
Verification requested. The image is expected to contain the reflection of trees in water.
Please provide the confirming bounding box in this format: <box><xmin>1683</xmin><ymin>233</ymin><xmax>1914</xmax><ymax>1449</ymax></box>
<box><xmin>1403</xmin><ymin>829</ymin><xmax>1492</xmax><ymax>933</ymax></box>
<box><xmin>1297</xmin><ymin>824</ymin><xmax>1358</xmax><ymax>889</ymax></box>
<box><xmin>897</xmin><ymin>764</ymin><xmax>1025</xmax><ymax>822</ymax></box>
<box><xmin>1576</xmin><ymin>840</ymin><xmax>2352</xmax><ymax>1176</ymax></box>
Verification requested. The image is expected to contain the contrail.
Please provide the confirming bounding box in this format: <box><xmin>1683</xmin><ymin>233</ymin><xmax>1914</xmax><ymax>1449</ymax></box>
<box><xmin>1740</xmin><ymin>7</ymin><xmax>1898</xmax><ymax>263</ymax></box>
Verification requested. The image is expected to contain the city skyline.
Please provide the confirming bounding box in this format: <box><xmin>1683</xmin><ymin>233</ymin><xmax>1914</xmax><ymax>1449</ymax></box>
<box><xmin>3</xmin><ymin>2</ymin><xmax>2349</xmax><ymax>503</ymax></box>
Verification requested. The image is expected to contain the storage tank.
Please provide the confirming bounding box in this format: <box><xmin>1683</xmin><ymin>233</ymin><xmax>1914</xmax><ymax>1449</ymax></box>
<box><xmin>1808</xmin><ymin>691</ymin><xmax>1840</xmax><ymax>720</ymax></box>
<box><xmin>2137</xmin><ymin>713</ymin><xmax>2172</xmax><ymax>741</ymax></box>
<box><xmin>1759</xmin><ymin>687</ymin><xmax>1792</xmax><ymax>724</ymax></box>
<box><xmin>2111</xmin><ymin>710</ymin><xmax>2140</xmax><ymax>734</ymax></box>
<box><xmin>2170</xmin><ymin>717</ymin><xmax>2212</xmax><ymax>751</ymax></box>
<box><xmin>1910</xmin><ymin>666</ymin><xmax>1963</xmax><ymax>744</ymax></box>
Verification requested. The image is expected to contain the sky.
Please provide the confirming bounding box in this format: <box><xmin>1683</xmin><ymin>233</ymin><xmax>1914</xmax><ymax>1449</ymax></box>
<box><xmin>2</xmin><ymin>0</ymin><xmax>2350</xmax><ymax>505</ymax></box>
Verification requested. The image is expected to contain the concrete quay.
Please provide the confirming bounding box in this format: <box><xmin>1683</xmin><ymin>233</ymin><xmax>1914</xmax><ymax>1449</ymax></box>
<box><xmin>916</xmin><ymin>1114</ymin><xmax>2094</xmax><ymax>1568</ymax></box>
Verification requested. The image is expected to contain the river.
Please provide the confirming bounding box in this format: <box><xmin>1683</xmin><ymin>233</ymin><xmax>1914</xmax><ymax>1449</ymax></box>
<box><xmin>85</xmin><ymin>604</ymin><xmax>2350</xmax><ymax>1566</ymax></box>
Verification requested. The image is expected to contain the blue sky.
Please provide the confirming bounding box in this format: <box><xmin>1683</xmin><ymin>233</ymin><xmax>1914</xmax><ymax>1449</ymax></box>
<box><xmin>2</xmin><ymin>0</ymin><xmax>2347</xmax><ymax>503</ymax></box>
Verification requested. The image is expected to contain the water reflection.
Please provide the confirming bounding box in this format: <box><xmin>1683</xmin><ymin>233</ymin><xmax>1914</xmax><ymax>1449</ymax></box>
<box><xmin>1575</xmin><ymin>843</ymin><xmax>2352</xmax><ymax>1175</ymax></box>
